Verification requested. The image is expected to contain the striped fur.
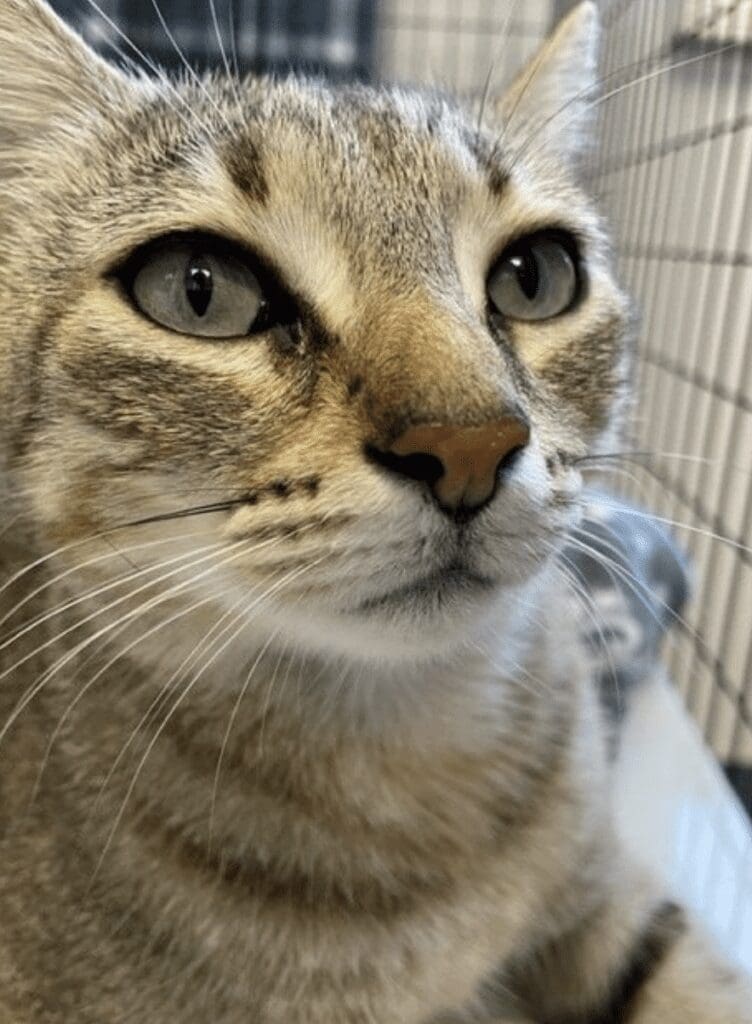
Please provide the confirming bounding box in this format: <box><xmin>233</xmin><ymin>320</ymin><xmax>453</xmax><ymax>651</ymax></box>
<box><xmin>0</xmin><ymin>2</ymin><xmax>750</xmax><ymax>1022</ymax></box>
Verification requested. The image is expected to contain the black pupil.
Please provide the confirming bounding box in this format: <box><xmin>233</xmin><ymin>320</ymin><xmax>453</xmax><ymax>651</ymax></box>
<box><xmin>510</xmin><ymin>248</ymin><xmax>540</xmax><ymax>301</ymax></box>
<box><xmin>186</xmin><ymin>258</ymin><xmax>213</xmax><ymax>317</ymax></box>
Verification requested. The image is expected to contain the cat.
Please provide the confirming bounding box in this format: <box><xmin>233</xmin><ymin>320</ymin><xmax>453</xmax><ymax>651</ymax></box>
<box><xmin>0</xmin><ymin>0</ymin><xmax>750</xmax><ymax>1021</ymax></box>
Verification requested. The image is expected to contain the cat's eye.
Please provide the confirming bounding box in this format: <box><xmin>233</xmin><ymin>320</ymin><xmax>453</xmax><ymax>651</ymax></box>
<box><xmin>487</xmin><ymin>234</ymin><xmax>580</xmax><ymax>322</ymax></box>
<box><xmin>120</xmin><ymin>234</ymin><xmax>296</xmax><ymax>339</ymax></box>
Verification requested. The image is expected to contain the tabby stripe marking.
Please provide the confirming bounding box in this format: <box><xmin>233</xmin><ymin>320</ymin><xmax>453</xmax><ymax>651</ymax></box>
<box><xmin>557</xmin><ymin>901</ymin><xmax>687</xmax><ymax>1024</ymax></box>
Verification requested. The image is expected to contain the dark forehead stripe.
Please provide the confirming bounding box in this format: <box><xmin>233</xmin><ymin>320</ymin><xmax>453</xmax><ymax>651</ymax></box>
<box><xmin>223</xmin><ymin>135</ymin><xmax>268</xmax><ymax>204</ymax></box>
<box><xmin>487</xmin><ymin>165</ymin><xmax>511</xmax><ymax>197</ymax></box>
<box><xmin>463</xmin><ymin>126</ymin><xmax>511</xmax><ymax>197</ymax></box>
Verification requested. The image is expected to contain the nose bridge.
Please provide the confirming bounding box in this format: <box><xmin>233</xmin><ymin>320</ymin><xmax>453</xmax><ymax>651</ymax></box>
<box><xmin>357</xmin><ymin>294</ymin><xmax>515</xmax><ymax>435</ymax></box>
<box><xmin>353</xmin><ymin>293</ymin><xmax>531</xmax><ymax>516</ymax></box>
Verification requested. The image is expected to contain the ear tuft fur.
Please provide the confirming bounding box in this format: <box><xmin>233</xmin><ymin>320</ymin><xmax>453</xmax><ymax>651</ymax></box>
<box><xmin>497</xmin><ymin>1</ymin><xmax>600</xmax><ymax>166</ymax></box>
<box><xmin>0</xmin><ymin>0</ymin><xmax>125</xmax><ymax>177</ymax></box>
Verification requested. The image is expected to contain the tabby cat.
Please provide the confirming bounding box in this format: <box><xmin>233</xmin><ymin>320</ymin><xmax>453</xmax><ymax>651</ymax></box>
<box><xmin>0</xmin><ymin>0</ymin><xmax>749</xmax><ymax>1021</ymax></box>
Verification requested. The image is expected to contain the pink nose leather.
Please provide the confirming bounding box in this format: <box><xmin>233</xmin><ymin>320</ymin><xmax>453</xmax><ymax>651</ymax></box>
<box><xmin>390</xmin><ymin>416</ymin><xmax>531</xmax><ymax>510</ymax></box>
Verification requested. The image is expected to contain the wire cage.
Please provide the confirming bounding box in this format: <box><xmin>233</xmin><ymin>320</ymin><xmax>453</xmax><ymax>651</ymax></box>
<box><xmin>375</xmin><ymin>0</ymin><xmax>752</xmax><ymax>815</ymax></box>
<box><xmin>591</xmin><ymin>0</ymin><xmax>752</xmax><ymax>808</ymax></box>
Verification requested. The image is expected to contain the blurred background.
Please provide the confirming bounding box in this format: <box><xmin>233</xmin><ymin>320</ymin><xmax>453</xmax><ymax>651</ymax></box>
<box><xmin>53</xmin><ymin>0</ymin><xmax>752</xmax><ymax>969</ymax></box>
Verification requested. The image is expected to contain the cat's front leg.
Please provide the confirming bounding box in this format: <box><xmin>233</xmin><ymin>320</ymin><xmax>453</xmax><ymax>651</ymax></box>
<box><xmin>616</xmin><ymin>921</ymin><xmax>752</xmax><ymax>1023</ymax></box>
<box><xmin>506</xmin><ymin>862</ymin><xmax>752</xmax><ymax>1024</ymax></box>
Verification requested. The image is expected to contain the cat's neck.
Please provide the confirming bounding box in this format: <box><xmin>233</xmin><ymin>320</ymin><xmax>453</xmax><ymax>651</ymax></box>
<box><xmin>49</xmin><ymin>585</ymin><xmax>570</xmax><ymax>870</ymax></box>
<box><xmin>2</xmin><ymin>559</ymin><xmax>589</xmax><ymax>1019</ymax></box>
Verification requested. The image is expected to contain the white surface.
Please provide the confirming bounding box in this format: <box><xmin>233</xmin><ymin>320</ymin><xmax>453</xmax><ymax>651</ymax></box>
<box><xmin>614</xmin><ymin>674</ymin><xmax>752</xmax><ymax>974</ymax></box>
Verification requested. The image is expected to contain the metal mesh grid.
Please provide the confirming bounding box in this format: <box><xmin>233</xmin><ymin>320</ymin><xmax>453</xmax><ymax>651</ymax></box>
<box><xmin>589</xmin><ymin>0</ymin><xmax>752</xmax><ymax>784</ymax></box>
<box><xmin>376</xmin><ymin>0</ymin><xmax>554</xmax><ymax>93</ymax></box>
<box><xmin>375</xmin><ymin>0</ymin><xmax>752</xmax><ymax>787</ymax></box>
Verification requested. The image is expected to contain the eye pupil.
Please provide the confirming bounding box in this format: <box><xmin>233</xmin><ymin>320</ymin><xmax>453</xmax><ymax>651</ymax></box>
<box><xmin>186</xmin><ymin>259</ymin><xmax>213</xmax><ymax>317</ymax></box>
<box><xmin>486</xmin><ymin>233</ymin><xmax>580</xmax><ymax>323</ymax></box>
<box><xmin>511</xmin><ymin>250</ymin><xmax>539</xmax><ymax>301</ymax></box>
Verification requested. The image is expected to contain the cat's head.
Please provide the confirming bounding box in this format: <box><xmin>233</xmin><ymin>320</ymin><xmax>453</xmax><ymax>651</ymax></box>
<box><xmin>0</xmin><ymin>0</ymin><xmax>631</xmax><ymax>665</ymax></box>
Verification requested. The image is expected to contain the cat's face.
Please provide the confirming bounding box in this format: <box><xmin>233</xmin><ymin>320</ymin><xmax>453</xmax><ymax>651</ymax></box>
<box><xmin>1</xmin><ymin>1</ymin><xmax>629</xmax><ymax>664</ymax></box>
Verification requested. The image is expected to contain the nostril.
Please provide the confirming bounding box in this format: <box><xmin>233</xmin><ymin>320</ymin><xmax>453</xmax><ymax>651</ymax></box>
<box><xmin>364</xmin><ymin>444</ymin><xmax>445</xmax><ymax>487</ymax></box>
<box><xmin>497</xmin><ymin>444</ymin><xmax>527</xmax><ymax>479</ymax></box>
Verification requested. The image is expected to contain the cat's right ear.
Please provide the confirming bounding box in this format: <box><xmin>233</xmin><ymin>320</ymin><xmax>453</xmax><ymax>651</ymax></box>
<box><xmin>493</xmin><ymin>1</ymin><xmax>600</xmax><ymax>167</ymax></box>
<box><xmin>0</xmin><ymin>0</ymin><xmax>127</xmax><ymax>163</ymax></box>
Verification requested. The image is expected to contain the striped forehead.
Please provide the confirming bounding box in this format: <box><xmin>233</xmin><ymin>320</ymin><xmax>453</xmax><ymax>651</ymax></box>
<box><xmin>202</xmin><ymin>88</ymin><xmax>509</xmax><ymax>332</ymax></box>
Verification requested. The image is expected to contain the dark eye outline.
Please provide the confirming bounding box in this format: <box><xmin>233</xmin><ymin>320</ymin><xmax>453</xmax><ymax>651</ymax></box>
<box><xmin>486</xmin><ymin>229</ymin><xmax>585</xmax><ymax>323</ymax></box>
<box><xmin>111</xmin><ymin>230</ymin><xmax>300</xmax><ymax>339</ymax></box>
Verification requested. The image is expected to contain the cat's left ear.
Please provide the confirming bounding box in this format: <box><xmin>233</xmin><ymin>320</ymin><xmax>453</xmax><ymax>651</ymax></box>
<box><xmin>0</xmin><ymin>0</ymin><xmax>128</xmax><ymax>167</ymax></box>
<box><xmin>495</xmin><ymin>1</ymin><xmax>600</xmax><ymax>166</ymax></box>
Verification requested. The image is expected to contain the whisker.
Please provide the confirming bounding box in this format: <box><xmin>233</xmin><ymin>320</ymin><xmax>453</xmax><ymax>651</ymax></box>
<box><xmin>30</xmin><ymin>589</ymin><xmax>219</xmax><ymax>804</ymax></box>
<box><xmin>566</xmin><ymin>524</ymin><xmax>708</xmax><ymax>666</ymax></box>
<box><xmin>512</xmin><ymin>40</ymin><xmax>737</xmax><ymax>170</ymax></box>
<box><xmin>553</xmin><ymin>546</ymin><xmax>623</xmax><ymax>710</ymax></box>
<box><xmin>114</xmin><ymin>496</ymin><xmax>251</xmax><ymax>529</ymax></box>
<box><xmin>560</xmin><ymin>527</ymin><xmax>712</xmax><ymax>706</ymax></box>
<box><xmin>501</xmin><ymin>47</ymin><xmax>667</xmax><ymax>166</ymax></box>
<box><xmin>207</xmin><ymin>628</ymin><xmax>282</xmax><ymax>856</ymax></box>
<box><xmin>577</xmin><ymin>449</ymin><xmax>752</xmax><ymax>480</ymax></box>
<box><xmin>0</xmin><ymin>529</ymin><xmax>218</xmax><ymax>641</ymax></box>
<box><xmin>0</xmin><ymin>542</ymin><xmax>241</xmax><ymax>750</ymax></box>
<box><xmin>0</xmin><ymin>540</ymin><xmax>225</xmax><ymax>662</ymax></box>
<box><xmin>490</xmin><ymin>15</ymin><xmax>554</xmax><ymax>163</ymax></box>
<box><xmin>475</xmin><ymin>0</ymin><xmax>517</xmax><ymax>139</ymax></box>
<box><xmin>578</xmin><ymin>462</ymin><xmax>654</xmax><ymax>503</ymax></box>
<box><xmin>227</xmin><ymin>0</ymin><xmax>240</xmax><ymax>81</ymax></box>
<box><xmin>88</xmin><ymin>588</ymin><xmax>257</xmax><ymax>822</ymax></box>
<box><xmin>147</xmin><ymin>0</ymin><xmax>235</xmax><ymax>133</ymax></box>
<box><xmin>490</xmin><ymin>34</ymin><xmax>671</xmax><ymax>166</ymax></box>
<box><xmin>583</xmin><ymin>494</ymin><xmax>752</xmax><ymax>558</ymax></box>
<box><xmin>486</xmin><ymin>643</ymin><xmax>553</xmax><ymax>700</ymax></box>
<box><xmin>564</xmin><ymin>530</ymin><xmax>670</xmax><ymax>635</ymax></box>
<box><xmin>208</xmin><ymin>0</ymin><xmax>242</xmax><ymax>113</ymax></box>
<box><xmin>88</xmin><ymin>531</ymin><xmax>320</xmax><ymax>817</ymax></box>
<box><xmin>90</xmin><ymin>559</ymin><xmax>321</xmax><ymax>887</ymax></box>
<box><xmin>80</xmin><ymin>0</ymin><xmax>206</xmax><ymax>135</ymax></box>
<box><xmin>0</xmin><ymin>492</ymin><xmax>253</xmax><ymax>609</ymax></box>
<box><xmin>209</xmin><ymin>564</ymin><xmax>323</xmax><ymax>851</ymax></box>
<box><xmin>0</xmin><ymin>533</ymin><xmax>294</xmax><ymax>748</ymax></box>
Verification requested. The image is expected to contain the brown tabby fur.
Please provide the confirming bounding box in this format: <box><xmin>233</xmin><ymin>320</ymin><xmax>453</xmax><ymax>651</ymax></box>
<box><xmin>0</xmin><ymin>1</ymin><xmax>750</xmax><ymax>1021</ymax></box>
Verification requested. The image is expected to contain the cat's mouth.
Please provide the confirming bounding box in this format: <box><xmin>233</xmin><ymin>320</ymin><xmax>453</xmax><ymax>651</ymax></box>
<box><xmin>352</xmin><ymin>560</ymin><xmax>496</xmax><ymax>614</ymax></box>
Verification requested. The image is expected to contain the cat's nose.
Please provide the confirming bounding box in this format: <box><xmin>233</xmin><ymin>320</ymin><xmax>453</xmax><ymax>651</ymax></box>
<box><xmin>368</xmin><ymin>415</ymin><xmax>531</xmax><ymax>517</ymax></box>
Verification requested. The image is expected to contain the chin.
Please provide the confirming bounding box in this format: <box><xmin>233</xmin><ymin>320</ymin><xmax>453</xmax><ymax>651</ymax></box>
<box><xmin>266</xmin><ymin>574</ymin><xmax>535</xmax><ymax>666</ymax></box>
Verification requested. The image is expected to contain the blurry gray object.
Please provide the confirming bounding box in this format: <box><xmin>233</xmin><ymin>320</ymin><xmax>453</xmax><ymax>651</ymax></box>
<box><xmin>51</xmin><ymin>0</ymin><xmax>375</xmax><ymax>81</ymax></box>
<box><xmin>564</xmin><ymin>492</ymin><xmax>690</xmax><ymax>722</ymax></box>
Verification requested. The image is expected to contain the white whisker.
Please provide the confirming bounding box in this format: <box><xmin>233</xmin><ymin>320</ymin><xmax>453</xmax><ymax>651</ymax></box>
<box><xmin>91</xmin><ymin>558</ymin><xmax>322</xmax><ymax>886</ymax></box>
<box><xmin>81</xmin><ymin>0</ymin><xmax>206</xmax><ymax>135</ymax></box>
<box><xmin>475</xmin><ymin>0</ymin><xmax>518</xmax><ymax>138</ymax></box>
<box><xmin>147</xmin><ymin>0</ymin><xmax>235</xmax><ymax>133</ymax></box>
<box><xmin>208</xmin><ymin>0</ymin><xmax>242</xmax><ymax>113</ymax></box>
<box><xmin>0</xmin><ymin>529</ymin><xmax>217</xmax><ymax>640</ymax></box>
<box><xmin>0</xmin><ymin>535</ymin><xmax>295</xmax><ymax>748</ymax></box>
<box><xmin>514</xmin><ymin>41</ymin><xmax>736</xmax><ymax>169</ymax></box>
<box><xmin>553</xmin><ymin>545</ymin><xmax>623</xmax><ymax>710</ymax></box>
<box><xmin>207</xmin><ymin>630</ymin><xmax>281</xmax><ymax>854</ymax></box>
<box><xmin>584</xmin><ymin>495</ymin><xmax>752</xmax><ymax>558</ymax></box>
<box><xmin>31</xmin><ymin>590</ymin><xmax>220</xmax><ymax>804</ymax></box>
<box><xmin>88</xmin><ymin>588</ymin><xmax>258</xmax><ymax>823</ymax></box>
<box><xmin>0</xmin><ymin>540</ymin><xmax>226</xmax><ymax>665</ymax></box>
